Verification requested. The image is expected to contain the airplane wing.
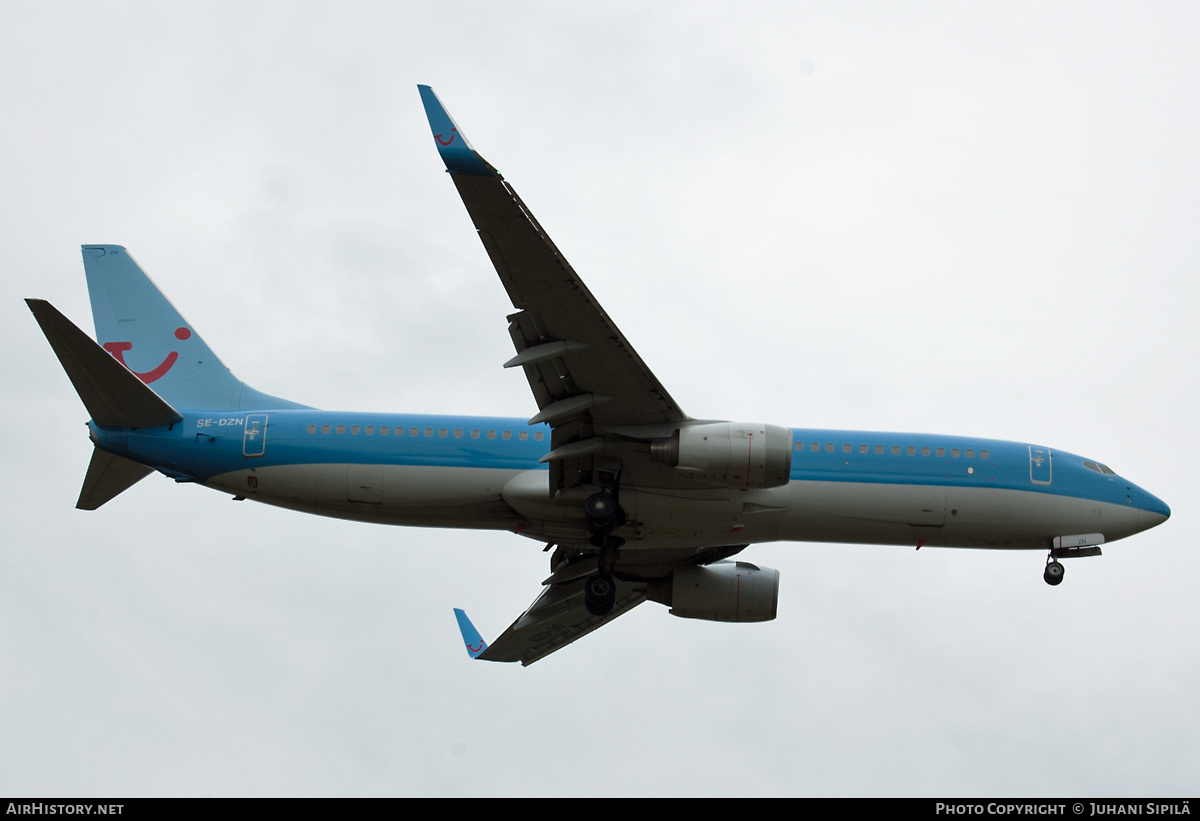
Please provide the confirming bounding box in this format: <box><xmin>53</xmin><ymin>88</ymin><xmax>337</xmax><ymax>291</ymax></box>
<box><xmin>454</xmin><ymin>577</ymin><xmax>647</xmax><ymax>666</ymax></box>
<box><xmin>418</xmin><ymin>86</ymin><xmax>687</xmax><ymax>497</ymax></box>
<box><xmin>419</xmin><ymin>86</ymin><xmax>727</xmax><ymax>665</ymax></box>
<box><xmin>452</xmin><ymin>543</ymin><xmax>750</xmax><ymax>665</ymax></box>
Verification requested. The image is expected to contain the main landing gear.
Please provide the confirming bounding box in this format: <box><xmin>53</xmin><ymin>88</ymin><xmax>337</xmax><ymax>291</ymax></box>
<box><xmin>584</xmin><ymin>491</ymin><xmax>620</xmax><ymax>536</ymax></box>
<box><xmin>583</xmin><ymin>483</ymin><xmax>625</xmax><ymax>617</ymax></box>
<box><xmin>1043</xmin><ymin>556</ymin><xmax>1065</xmax><ymax>586</ymax></box>
<box><xmin>584</xmin><ymin>573</ymin><xmax>617</xmax><ymax>616</ymax></box>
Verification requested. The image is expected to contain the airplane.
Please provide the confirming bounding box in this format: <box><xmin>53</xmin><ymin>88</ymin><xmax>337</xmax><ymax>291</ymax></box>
<box><xmin>26</xmin><ymin>85</ymin><xmax>1170</xmax><ymax>665</ymax></box>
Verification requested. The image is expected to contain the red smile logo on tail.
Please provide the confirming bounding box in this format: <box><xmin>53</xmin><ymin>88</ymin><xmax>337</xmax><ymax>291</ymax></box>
<box><xmin>103</xmin><ymin>327</ymin><xmax>191</xmax><ymax>384</ymax></box>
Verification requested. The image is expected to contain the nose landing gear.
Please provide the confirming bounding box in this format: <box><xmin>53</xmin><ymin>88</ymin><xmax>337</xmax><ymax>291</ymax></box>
<box><xmin>1043</xmin><ymin>557</ymin><xmax>1065</xmax><ymax>586</ymax></box>
<box><xmin>1042</xmin><ymin>539</ymin><xmax>1104</xmax><ymax>586</ymax></box>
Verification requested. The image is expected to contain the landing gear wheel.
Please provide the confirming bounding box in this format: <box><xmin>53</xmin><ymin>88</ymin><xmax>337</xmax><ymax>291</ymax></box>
<box><xmin>584</xmin><ymin>492</ymin><xmax>619</xmax><ymax>536</ymax></box>
<box><xmin>1043</xmin><ymin>559</ymin><xmax>1065</xmax><ymax>586</ymax></box>
<box><xmin>584</xmin><ymin>574</ymin><xmax>617</xmax><ymax>616</ymax></box>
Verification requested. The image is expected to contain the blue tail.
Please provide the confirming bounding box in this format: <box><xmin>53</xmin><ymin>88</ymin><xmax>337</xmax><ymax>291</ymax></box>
<box><xmin>82</xmin><ymin>245</ymin><xmax>307</xmax><ymax>411</ymax></box>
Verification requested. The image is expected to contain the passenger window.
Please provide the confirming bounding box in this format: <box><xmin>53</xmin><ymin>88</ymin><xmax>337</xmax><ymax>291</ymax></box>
<box><xmin>795</xmin><ymin>442</ymin><xmax>803</xmax><ymax>451</ymax></box>
<box><xmin>411</xmin><ymin>427</ymin><xmax>419</xmax><ymax>437</ymax></box>
<box><xmin>810</xmin><ymin>442</ymin><xmax>819</xmax><ymax>451</ymax></box>
<box><xmin>487</xmin><ymin>430</ymin><xmax>496</xmax><ymax>439</ymax></box>
<box><xmin>825</xmin><ymin>443</ymin><xmax>834</xmax><ymax>452</ymax></box>
<box><xmin>951</xmin><ymin>448</ymin><xmax>960</xmax><ymax>458</ymax></box>
<box><xmin>380</xmin><ymin>427</ymin><xmax>390</xmax><ymax>436</ymax></box>
<box><xmin>936</xmin><ymin>447</ymin><xmax>945</xmax><ymax>457</ymax></box>
<box><xmin>307</xmin><ymin>424</ymin><xmax>316</xmax><ymax>434</ymax></box>
<box><xmin>471</xmin><ymin>430</ymin><xmax>480</xmax><ymax>439</ymax></box>
<box><xmin>336</xmin><ymin>425</ymin><xmax>345</xmax><ymax>434</ymax></box>
<box><xmin>503</xmin><ymin>431</ymin><xmax>512</xmax><ymax>440</ymax></box>
<box><xmin>875</xmin><ymin>445</ymin><xmax>883</xmax><ymax>454</ymax></box>
<box><xmin>981</xmin><ymin>450</ymin><xmax>990</xmax><ymax>459</ymax></box>
<box><xmin>424</xmin><ymin>428</ymin><xmax>433</xmax><ymax>437</ymax></box>
<box><xmin>534</xmin><ymin>432</ymin><xmax>544</xmax><ymax>441</ymax></box>
<box><xmin>966</xmin><ymin>449</ymin><xmax>975</xmax><ymax>458</ymax></box>
<box><xmin>350</xmin><ymin>425</ymin><xmax>360</xmax><ymax>435</ymax></box>
<box><xmin>454</xmin><ymin>429</ymin><xmax>463</xmax><ymax>438</ymax></box>
<box><xmin>907</xmin><ymin>446</ymin><xmax>915</xmax><ymax>456</ymax></box>
<box><xmin>891</xmin><ymin>446</ymin><xmax>900</xmax><ymax>455</ymax></box>
<box><xmin>321</xmin><ymin>424</ymin><xmax>331</xmax><ymax>434</ymax></box>
<box><xmin>366</xmin><ymin>426</ymin><xmax>375</xmax><ymax>435</ymax></box>
<box><xmin>439</xmin><ymin>428</ymin><xmax>448</xmax><ymax>437</ymax></box>
<box><xmin>518</xmin><ymin>431</ymin><xmax>527</xmax><ymax>441</ymax></box>
<box><xmin>859</xmin><ymin>444</ymin><xmax>868</xmax><ymax>454</ymax></box>
<box><xmin>921</xmin><ymin>447</ymin><xmax>930</xmax><ymax>456</ymax></box>
<box><xmin>842</xmin><ymin>444</ymin><xmax>851</xmax><ymax>453</ymax></box>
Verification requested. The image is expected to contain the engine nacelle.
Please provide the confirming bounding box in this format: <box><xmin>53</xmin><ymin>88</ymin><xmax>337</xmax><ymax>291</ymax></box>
<box><xmin>651</xmin><ymin>421</ymin><xmax>793</xmax><ymax>489</ymax></box>
<box><xmin>666</xmin><ymin>561</ymin><xmax>780</xmax><ymax>622</ymax></box>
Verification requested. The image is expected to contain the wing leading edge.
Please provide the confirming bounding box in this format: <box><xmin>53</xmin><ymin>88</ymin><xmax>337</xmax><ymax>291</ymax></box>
<box><xmin>417</xmin><ymin>85</ymin><xmax>687</xmax><ymax>498</ymax></box>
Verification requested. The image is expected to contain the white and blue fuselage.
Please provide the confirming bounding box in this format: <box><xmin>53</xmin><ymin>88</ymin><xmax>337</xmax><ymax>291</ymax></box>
<box><xmin>92</xmin><ymin>410</ymin><xmax>1169</xmax><ymax>552</ymax></box>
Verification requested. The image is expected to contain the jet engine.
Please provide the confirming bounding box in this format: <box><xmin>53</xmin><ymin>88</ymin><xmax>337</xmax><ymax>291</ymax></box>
<box><xmin>651</xmin><ymin>561</ymin><xmax>780</xmax><ymax>622</ymax></box>
<box><xmin>651</xmin><ymin>422</ymin><xmax>793</xmax><ymax>489</ymax></box>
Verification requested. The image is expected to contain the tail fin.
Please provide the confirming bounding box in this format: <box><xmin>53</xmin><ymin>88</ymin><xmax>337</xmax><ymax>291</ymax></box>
<box><xmin>81</xmin><ymin>245</ymin><xmax>307</xmax><ymax>411</ymax></box>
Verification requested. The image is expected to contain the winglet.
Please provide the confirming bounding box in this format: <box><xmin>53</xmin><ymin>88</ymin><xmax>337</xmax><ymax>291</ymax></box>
<box><xmin>417</xmin><ymin>85</ymin><xmax>497</xmax><ymax>177</ymax></box>
<box><xmin>453</xmin><ymin>608</ymin><xmax>490</xmax><ymax>659</ymax></box>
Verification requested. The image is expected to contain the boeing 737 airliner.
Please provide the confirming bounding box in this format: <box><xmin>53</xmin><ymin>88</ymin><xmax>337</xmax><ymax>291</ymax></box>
<box><xmin>27</xmin><ymin>86</ymin><xmax>1170</xmax><ymax>664</ymax></box>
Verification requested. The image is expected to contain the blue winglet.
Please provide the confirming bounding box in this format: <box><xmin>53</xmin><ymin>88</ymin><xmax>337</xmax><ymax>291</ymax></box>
<box><xmin>453</xmin><ymin>608</ymin><xmax>489</xmax><ymax>660</ymax></box>
<box><xmin>417</xmin><ymin>85</ymin><xmax>496</xmax><ymax>177</ymax></box>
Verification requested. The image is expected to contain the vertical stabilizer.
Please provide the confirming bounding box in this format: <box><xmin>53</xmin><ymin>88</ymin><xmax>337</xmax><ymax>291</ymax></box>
<box><xmin>81</xmin><ymin>245</ymin><xmax>307</xmax><ymax>412</ymax></box>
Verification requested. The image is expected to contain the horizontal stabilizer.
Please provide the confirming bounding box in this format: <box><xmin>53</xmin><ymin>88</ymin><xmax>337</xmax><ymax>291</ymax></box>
<box><xmin>77</xmin><ymin>446</ymin><xmax>154</xmax><ymax>510</ymax></box>
<box><xmin>26</xmin><ymin>299</ymin><xmax>182</xmax><ymax>429</ymax></box>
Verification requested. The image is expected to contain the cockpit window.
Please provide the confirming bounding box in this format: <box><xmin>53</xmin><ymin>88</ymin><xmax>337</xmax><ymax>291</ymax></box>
<box><xmin>1083</xmin><ymin>460</ymin><xmax>1117</xmax><ymax>476</ymax></box>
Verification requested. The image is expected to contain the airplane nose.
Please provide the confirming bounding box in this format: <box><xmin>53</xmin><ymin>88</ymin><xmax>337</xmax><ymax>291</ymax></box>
<box><xmin>1136</xmin><ymin>492</ymin><xmax>1170</xmax><ymax>530</ymax></box>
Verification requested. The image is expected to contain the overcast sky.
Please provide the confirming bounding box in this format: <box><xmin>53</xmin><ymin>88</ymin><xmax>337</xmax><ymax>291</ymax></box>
<box><xmin>2</xmin><ymin>1</ymin><xmax>1197</xmax><ymax>797</ymax></box>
